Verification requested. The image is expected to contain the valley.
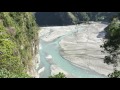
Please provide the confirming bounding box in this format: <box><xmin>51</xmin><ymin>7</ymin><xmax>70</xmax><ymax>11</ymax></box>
<box><xmin>37</xmin><ymin>22</ymin><xmax>116</xmax><ymax>78</ymax></box>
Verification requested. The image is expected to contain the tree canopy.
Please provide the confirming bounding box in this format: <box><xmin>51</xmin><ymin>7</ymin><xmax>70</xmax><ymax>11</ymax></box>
<box><xmin>101</xmin><ymin>17</ymin><xmax>120</xmax><ymax>78</ymax></box>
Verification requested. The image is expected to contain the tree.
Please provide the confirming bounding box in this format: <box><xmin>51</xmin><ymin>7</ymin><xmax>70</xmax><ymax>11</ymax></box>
<box><xmin>49</xmin><ymin>72</ymin><xmax>66</xmax><ymax>78</ymax></box>
<box><xmin>108</xmin><ymin>69</ymin><xmax>120</xmax><ymax>78</ymax></box>
<box><xmin>101</xmin><ymin>18</ymin><xmax>120</xmax><ymax>78</ymax></box>
<box><xmin>80</xmin><ymin>12</ymin><xmax>90</xmax><ymax>23</ymax></box>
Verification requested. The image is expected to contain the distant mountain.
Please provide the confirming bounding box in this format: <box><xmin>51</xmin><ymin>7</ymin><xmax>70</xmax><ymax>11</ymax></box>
<box><xmin>35</xmin><ymin>12</ymin><xmax>119</xmax><ymax>26</ymax></box>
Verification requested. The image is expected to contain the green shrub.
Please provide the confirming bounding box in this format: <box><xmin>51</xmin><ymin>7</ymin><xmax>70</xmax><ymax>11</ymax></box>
<box><xmin>49</xmin><ymin>72</ymin><xmax>66</xmax><ymax>78</ymax></box>
<box><xmin>108</xmin><ymin>69</ymin><xmax>120</xmax><ymax>78</ymax></box>
<box><xmin>0</xmin><ymin>68</ymin><xmax>31</xmax><ymax>78</ymax></box>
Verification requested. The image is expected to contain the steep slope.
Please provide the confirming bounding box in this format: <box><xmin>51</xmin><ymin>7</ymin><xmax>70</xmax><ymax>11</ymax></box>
<box><xmin>35</xmin><ymin>12</ymin><xmax>118</xmax><ymax>26</ymax></box>
<box><xmin>0</xmin><ymin>12</ymin><xmax>39</xmax><ymax>78</ymax></box>
<box><xmin>35</xmin><ymin>12</ymin><xmax>74</xmax><ymax>26</ymax></box>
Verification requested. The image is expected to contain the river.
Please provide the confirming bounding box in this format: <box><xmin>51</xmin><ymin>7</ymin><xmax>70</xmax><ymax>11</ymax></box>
<box><xmin>38</xmin><ymin>23</ymin><xmax>107</xmax><ymax>78</ymax></box>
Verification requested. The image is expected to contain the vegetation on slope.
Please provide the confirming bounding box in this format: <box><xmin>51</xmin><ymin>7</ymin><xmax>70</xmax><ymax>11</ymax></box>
<box><xmin>101</xmin><ymin>16</ymin><xmax>120</xmax><ymax>78</ymax></box>
<box><xmin>35</xmin><ymin>12</ymin><xmax>118</xmax><ymax>26</ymax></box>
<box><xmin>0</xmin><ymin>12</ymin><xmax>39</xmax><ymax>78</ymax></box>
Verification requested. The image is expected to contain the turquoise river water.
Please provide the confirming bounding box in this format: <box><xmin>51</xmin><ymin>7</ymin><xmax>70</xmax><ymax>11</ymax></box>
<box><xmin>39</xmin><ymin>26</ymin><xmax>107</xmax><ymax>78</ymax></box>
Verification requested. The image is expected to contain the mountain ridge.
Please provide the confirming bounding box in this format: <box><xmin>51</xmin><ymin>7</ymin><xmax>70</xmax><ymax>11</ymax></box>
<box><xmin>35</xmin><ymin>12</ymin><xmax>118</xmax><ymax>26</ymax></box>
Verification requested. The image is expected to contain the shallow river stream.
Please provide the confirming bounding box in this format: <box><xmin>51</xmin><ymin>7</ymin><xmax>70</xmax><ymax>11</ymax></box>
<box><xmin>39</xmin><ymin>23</ymin><xmax>107</xmax><ymax>78</ymax></box>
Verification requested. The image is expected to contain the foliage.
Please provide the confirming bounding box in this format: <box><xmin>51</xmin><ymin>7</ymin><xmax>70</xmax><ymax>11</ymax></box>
<box><xmin>101</xmin><ymin>18</ymin><xmax>120</xmax><ymax>66</ymax></box>
<box><xmin>101</xmin><ymin>16</ymin><xmax>120</xmax><ymax>78</ymax></box>
<box><xmin>49</xmin><ymin>72</ymin><xmax>66</xmax><ymax>78</ymax></box>
<box><xmin>108</xmin><ymin>69</ymin><xmax>120</xmax><ymax>78</ymax></box>
<box><xmin>79</xmin><ymin>12</ymin><xmax>90</xmax><ymax>22</ymax></box>
<box><xmin>0</xmin><ymin>68</ymin><xmax>31</xmax><ymax>78</ymax></box>
<box><xmin>0</xmin><ymin>12</ymin><xmax>38</xmax><ymax>78</ymax></box>
<box><xmin>35</xmin><ymin>12</ymin><xmax>118</xmax><ymax>26</ymax></box>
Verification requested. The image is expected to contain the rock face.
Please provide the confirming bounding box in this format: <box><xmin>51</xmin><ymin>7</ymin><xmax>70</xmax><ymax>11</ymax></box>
<box><xmin>27</xmin><ymin>53</ymin><xmax>40</xmax><ymax>78</ymax></box>
<box><xmin>59</xmin><ymin>22</ymin><xmax>118</xmax><ymax>76</ymax></box>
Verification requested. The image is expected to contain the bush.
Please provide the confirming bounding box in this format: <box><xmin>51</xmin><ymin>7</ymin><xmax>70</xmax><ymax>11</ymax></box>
<box><xmin>108</xmin><ymin>69</ymin><xmax>120</xmax><ymax>78</ymax></box>
<box><xmin>49</xmin><ymin>72</ymin><xmax>66</xmax><ymax>78</ymax></box>
<box><xmin>0</xmin><ymin>68</ymin><xmax>31</xmax><ymax>78</ymax></box>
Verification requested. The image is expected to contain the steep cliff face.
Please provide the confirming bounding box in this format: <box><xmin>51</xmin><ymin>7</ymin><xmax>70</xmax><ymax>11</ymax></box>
<box><xmin>0</xmin><ymin>12</ymin><xmax>39</xmax><ymax>78</ymax></box>
<box><xmin>35</xmin><ymin>12</ymin><xmax>118</xmax><ymax>26</ymax></box>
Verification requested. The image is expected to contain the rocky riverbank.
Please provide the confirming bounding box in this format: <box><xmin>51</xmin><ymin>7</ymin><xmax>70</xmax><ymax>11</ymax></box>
<box><xmin>39</xmin><ymin>26</ymin><xmax>79</xmax><ymax>78</ymax></box>
<box><xmin>59</xmin><ymin>22</ymin><xmax>119</xmax><ymax>76</ymax></box>
<box><xmin>38</xmin><ymin>22</ymin><xmax>120</xmax><ymax>78</ymax></box>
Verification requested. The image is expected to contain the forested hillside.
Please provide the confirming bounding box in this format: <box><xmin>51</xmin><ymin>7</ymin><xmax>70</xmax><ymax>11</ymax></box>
<box><xmin>35</xmin><ymin>12</ymin><xmax>118</xmax><ymax>26</ymax></box>
<box><xmin>0</xmin><ymin>12</ymin><xmax>39</xmax><ymax>78</ymax></box>
<box><xmin>101</xmin><ymin>14</ymin><xmax>120</xmax><ymax>78</ymax></box>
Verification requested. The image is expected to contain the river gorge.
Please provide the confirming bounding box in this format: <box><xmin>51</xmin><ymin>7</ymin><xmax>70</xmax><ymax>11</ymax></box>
<box><xmin>37</xmin><ymin>22</ymin><xmax>117</xmax><ymax>78</ymax></box>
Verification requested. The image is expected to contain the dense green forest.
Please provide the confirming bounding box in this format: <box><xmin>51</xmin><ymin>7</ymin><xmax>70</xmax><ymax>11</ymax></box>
<box><xmin>0</xmin><ymin>12</ymin><xmax>39</xmax><ymax>78</ymax></box>
<box><xmin>35</xmin><ymin>12</ymin><xmax>118</xmax><ymax>26</ymax></box>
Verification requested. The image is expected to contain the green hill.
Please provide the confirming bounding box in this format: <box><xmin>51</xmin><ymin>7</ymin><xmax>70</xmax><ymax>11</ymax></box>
<box><xmin>0</xmin><ymin>12</ymin><xmax>39</xmax><ymax>78</ymax></box>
